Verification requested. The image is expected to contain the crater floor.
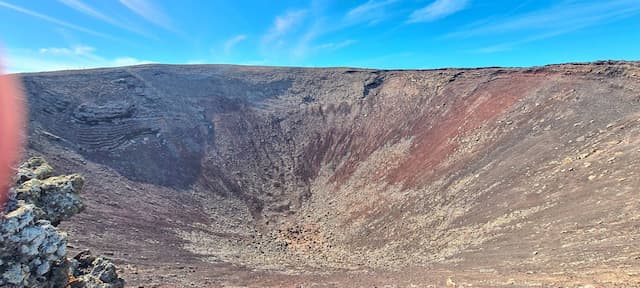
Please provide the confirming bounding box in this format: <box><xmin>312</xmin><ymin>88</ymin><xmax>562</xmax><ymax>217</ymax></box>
<box><xmin>21</xmin><ymin>61</ymin><xmax>640</xmax><ymax>287</ymax></box>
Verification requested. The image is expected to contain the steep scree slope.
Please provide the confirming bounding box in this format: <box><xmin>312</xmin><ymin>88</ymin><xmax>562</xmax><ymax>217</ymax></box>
<box><xmin>21</xmin><ymin>61</ymin><xmax>640</xmax><ymax>286</ymax></box>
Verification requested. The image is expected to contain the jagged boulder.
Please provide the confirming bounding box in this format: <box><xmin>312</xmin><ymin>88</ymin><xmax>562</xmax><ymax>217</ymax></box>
<box><xmin>1</xmin><ymin>157</ymin><xmax>124</xmax><ymax>288</ymax></box>
<box><xmin>15</xmin><ymin>173</ymin><xmax>84</xmax><ymax>226</ymax></box>
<box><xmin>14</xmin><ymin>157</ymin><xmax>53</xmax><ymax>185</ymax></box>
<box><xmin>67</xmin><ymin>251</ymin><xmax>125</xmax><ymax>288</ymax></box>
<box><xmin>0</xmin><ymin>204</ymin><xmax>68</xmax><ymax>287</ymax></box>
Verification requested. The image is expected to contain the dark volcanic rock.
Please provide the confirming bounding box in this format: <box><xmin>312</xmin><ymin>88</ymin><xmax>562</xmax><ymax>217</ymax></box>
<box><xmin>15</xmin><ymin>173</ymin><xmax>84</xmax><ymax>226</ymax></box>
<box><xmin>15</xmin><ymin>157</ymin><xmax>53</xmax><ymax>185</ymax></box>
<box><xmin>0</xmin><ymin>204</ymin><xmax>67</xmax><ymax>287</ymax></box>
<box><xmin>67</xmin><ymin>250</ymin><xmax>124</xmax><ymax>288</ymax></box>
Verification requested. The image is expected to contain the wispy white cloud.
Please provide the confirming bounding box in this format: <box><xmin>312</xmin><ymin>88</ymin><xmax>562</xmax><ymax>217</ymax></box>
<box><xmin>408</xmin><ymin>0</ymin><xmax>469</xmax><ymax>23</ymax></box>
<box><xmin>260</xmin><ymin>3</ymin><xmax>368</xmax><ymax>63</ymax></box>
<box><xmin>112</xmin><ymin>57</ymin><xmax>150</xmax><ymax>66</ymax></box>
<box><xmin>262</xmin><ymin>9</ymin><xmax>308</xmax><ymax>44</ymax></box>
<box><xmin>472</xmin><ymin>29</ymin><xmax>571</xmax><ymax>54</ymax></box>
<box><xmin>0</xmin><ymin>1</ymin><xmax>113</xmax><ymax>39</ymax></box>
<box><xmin>345</xmin><ymin>51</ymin><xmax>414</xmax><ymax>69</ymax></box>
<box><xmin>316</xmin><ymin>39</ymin><xmax>357</xmax><ymax>50</ymax></box>
<box><xmin>58</xmin><ymin>0</ymin><xmax>111</xmax><ymax>21</ymax></box>
<box><xmin>5</xmin><ymin>45</ymin><xmax>152</xmax><ymax>73</ymax></box>
<box><xmin>224</xmin><ymin>34</ymin><xmax>247</xmax><ymax>54</ymax></box>
<box><xmin>39</xmin><ymin>45</ymin><xmax>95</xmax><ymax>55</ymax></box>
<box><xmin>260</xmin><ymin>9</ymin><xmax>309</xmax><ymax>62</ymax></box>
<box><xmin>275</xmin><ymin>10</ymin><xmax>306</xmax><ymax>33</ymax></box>
<box><xmin>291</xmin><ymin>22</ymin><xmax>322</xmax><ymax>59</ymax></box>
<box><xmin>58</xmin><ymin>0</ymin><xmax>151</xmax><ymax>37</ymax></box>
<box><xmin>119</xmin><ymin>0</ymin><xmax>175</xmax><ymax>32</ymax></box>
<box><xmin>236</xmin><ymin>59</ymin><xmax>268</xmax><ymax>66</ymax></box>
<box><xmin>290</xmin><ymin>38</ymin><xmax>356</xmax><ymax>61</ymax></box>
<box><xmin>459</xmin><ymin>0</ymin><xmax>640</xmax><ymax>52</ymax></box>
<box><xmin>185</xmin><ymin>60</ymin><xmax>207</xmax><ymax>65</ymax></box>
<box><xmin>346</xmin><ymin>0</ymin><xmax>398</xmax><ymax>24</ymax></box>
<box><xmin>452</xmin><ymin>0</ymin><xmax>640</xmax><ymax>38</ymax></box>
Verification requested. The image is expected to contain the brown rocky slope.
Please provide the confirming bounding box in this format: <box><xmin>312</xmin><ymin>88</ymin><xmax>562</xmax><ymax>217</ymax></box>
<box><xmin>18</xmin><ymin>61</ymin><xmax>640</xmax><ymax>286</ymax></box>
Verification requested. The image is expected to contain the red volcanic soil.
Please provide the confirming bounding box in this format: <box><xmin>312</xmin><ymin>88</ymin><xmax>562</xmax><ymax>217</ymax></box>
<box><xmin>388</xmin><ymin>75</ymin><xmax>541</xmax><ymax>187</ymax></box>
<box><xmin>17</xmin><ymin>61</ymin><xmax>640</xmax><ymax>287</ymax></box>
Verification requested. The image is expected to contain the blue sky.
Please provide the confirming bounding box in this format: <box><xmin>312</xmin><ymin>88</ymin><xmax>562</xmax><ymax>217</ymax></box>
<box><xmin>1</xmin><ymin>0</ymin><xmax>639</xmax><ymax>72</ymax></box>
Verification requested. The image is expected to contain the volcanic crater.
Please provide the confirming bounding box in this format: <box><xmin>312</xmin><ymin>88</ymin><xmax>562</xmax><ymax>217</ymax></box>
<box><xmin>20</xmin><ymin>61</ymin><xmax>640</xmax><ymax>287</ymax></box>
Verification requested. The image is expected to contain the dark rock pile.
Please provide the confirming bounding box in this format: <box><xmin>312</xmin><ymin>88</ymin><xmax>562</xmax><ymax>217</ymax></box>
<box><xmin>0</xmin><ymin>157</ymin><xmax>124</xmax><ymax>287</ymax></box>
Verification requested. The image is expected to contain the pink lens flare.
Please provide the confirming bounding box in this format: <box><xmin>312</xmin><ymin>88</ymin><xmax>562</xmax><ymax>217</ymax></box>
<box><xmin>0</xmin><ymin>52</ymin><xmax>25</xmax><ymax>210</ymax></box>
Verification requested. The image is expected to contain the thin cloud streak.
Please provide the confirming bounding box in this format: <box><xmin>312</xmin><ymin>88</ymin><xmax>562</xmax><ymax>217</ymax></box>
<box><xmin>6</xmin><ymin>46</ymin><xmax>152</xmax><ymax>73</ymax></box>
<box><xmin>119</xmin><ymin>0</ymin><xmax>175</xmax><ymax>32</ymax></box>
<box><xmin>316</xmin><ymin>39</ymin><xmax>356</xmax><ymax>50</ymax></box>
<box><xmin>264</xmin><ymin>10</ymin><xmax>307</xmax><ymax>42</ymax></box>
<box><xmin>59</xmin><ymin>0</ymin><xmax>119</xmax><ymax>24</ymax></box>
<box><xmin>0</xmin><ymin>1</ymin><xmax>113</xmax><ymax>39</ymax></box>
<box><xmin>449</xmin><ymin>0</ymin><xmax>640</xmax><ymax>38</ymax></box>
<box><xmin>458</xmin><ymin>0</ymin><xmax>640</xmax><ymax>52</ymax></box>
<box><xmin>224</xmin><ymin>35</ymin><xmax>247</xmax><ymax>54</ymax></box>
<box><xmin>58</xmin><ymin>0</ymin><xmax>152</xmax><ymax>37</ymax></box>
<box><xmin>39</xmin><ymin>45</ymin><xmax>95</xmax><ymax>55</ymax></box>
<box><xmin>408</xmin><ymin>0</ymin><xmax>469</xmax><ymax>23</ymax></box>
<box><xmin>291</xmin><ymin>21</ymin><xmax>322</xmax><ymax>59</ymax></box>
<box><xmin>265</xmin><ymin>2</ymin><xmax>367</xmax><ymax>62</ymax></box>
<box><xmin>346</xmin><ymin>0</ymin><xmax>398</xmax><ymax>24</ymax></box>
<box><xmin>261</xmin><ymin>9</ymin><xmax>308</xmax><ymax>57</ymax></box>
<box><xmin>473</xmin><ymin>28</ymin><xmax>577</xmax><ymax>53</ymax></box>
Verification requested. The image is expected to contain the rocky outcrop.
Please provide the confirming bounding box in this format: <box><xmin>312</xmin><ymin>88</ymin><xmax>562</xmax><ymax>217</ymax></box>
<box><xmin>67</xmin><ymin>251</ymin><xmax>124</xmax><ymax>288</ymax></box>
<box><xmin>14</xmin><ymin>159</ymin><xmax>84</xmax><ymax>226</ymax></box>
<box><xmin>14</xmin><ymin>157</ymin><xmax>53</xmax><ymax>184</ymax></box>
<box><xmin>0</xmin><ymin>204</ymin><xmax>67</xmax><ymax>287</ymax></box>
<box><xmin>1</xmin><ymin>157</ymin><xmax>124</xmax><ymax>287</ymax></box>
